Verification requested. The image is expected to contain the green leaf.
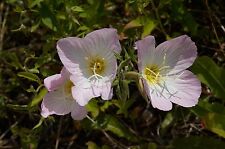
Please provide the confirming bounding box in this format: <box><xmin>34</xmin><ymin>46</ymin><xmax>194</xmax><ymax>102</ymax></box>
<box><xmin>40</xmin><ymin>4</ymin><xmax>58</xmax><ymax>31</ymax></box>
<box><xmin>100</xmin><ymin>101</ymin><xmax>113</xmax><ymax>112</ymax></box>
<box><xmin>29</xmin><ymin>0</ymin><xmax>43</xmax><ymax>8</ymax></box>
<box><xmin>170</xmin><ymin>136</ymin><xmax>225</xmax><ymax>149</ymax></box>
<box><xmin>160</xmin><ymin>112</ymin><xmax>174</xmax><ymax>134</ymax></box>
<box><xmin>31</xmin><ymin>21</ymin><xmax>40</xmax><ymax>32</ymax></box>
<box><xmin>117</xmin><ymin>79</ymin><xmax>130</xmax><ymax>101</ymax></box>
<box><xmin>33</xmin><ymin>117</ymin><xmax>44</xmax><ymax>130</ymax></box>
<box><xmin>11</xmin><ymin>126</ymin><xmax>38</xmax><ymax>149</ymax></box>
<box><xmin>86</xmin><ymin>141</ymin><xmax>100</xmax><ymax>149</ymax></box>
<box><xmin>203</xmin><ymin>113</ymin><xmax>225</xmax><ymax>138</ymax></box>
<box><xmin>124</xmin><ymin>16</ymin><xmax>156</xmax><ymax>37</ymax></box>
<box><xmin>17</xmin><ymin>72</ymin><xmax>41</xmax><ymax>84</ymax></box>
<box><xmin>124</xmin><ymin>18</ymin><xmax>142</xmax><ymax>30</ymax></box>
<box><xmin>71</xmin><ymin>6</ymin><xmax>84</xmax><ymax>12</ymax></box>
<box><xmin>2</xmin><ymin>52</ymin><xmax>23</xmax><ymax>69</ymax></box>
<box><xmin>191</xmin><ymin>56</ymin><xmax>225</xmax><ymax>100</ymax></box>
<box><xmin>29</xmin><ymin>88</ymin><xmax>47</xmax><ymax>108</ymax></box>
<box><xmin>85</xmin><ymin>99</ymin><xmax>100</xmax><ymax>117</ymax></box>
<box><xmin>142</xmin><ymin>20</ymin><xmax>156</xmax><ymax>38</ymax></box>
<box><xmin>96</xmin><ymin>115</ymin><xmax>137</xmax><ymax>141</ymax></box>
<box><xmin>130</xmin><ymin>143</ymin><xmax>157</xmax><ymax>149</ymax></box>
<box><xmin>6</xmin><ymin>104</ymin><xmax>28</xmax><ymax>111</ymax></box>
<box><xmin>191</xmin><ymin>100</ymin><xmax>225</xmax><ymax>138</ymax></box>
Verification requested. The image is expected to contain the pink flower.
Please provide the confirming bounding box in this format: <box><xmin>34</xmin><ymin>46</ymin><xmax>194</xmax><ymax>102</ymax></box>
<box><xmin>136</xmin><ymin>35</ymin><xmax>201</xmax><ymax>111</ymax></box>
<box><xmin>41</xmin><ymin>67</ymin><xmax>87</xmax><ymax>120</ymax></box>
<box><xmin>57</xmin><ymin>28</ymin><xmax>121</xmax><ymax>106</ymax></box>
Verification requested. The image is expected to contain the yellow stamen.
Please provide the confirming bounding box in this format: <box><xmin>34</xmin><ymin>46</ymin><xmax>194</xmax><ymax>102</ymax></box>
<box><xmin>144</xmin><ymin>65</ymin><xmax>160</xmax><ymax>84</ymax></box>
<box><xmin>64</xmin><ymin>81</ymin><xmax>74</xmax><ymax>97</ymax></box>
<box><xmin>89</xmin><ymin>57</ymin><xmax>105</xmax><ymax>75</ymax></box>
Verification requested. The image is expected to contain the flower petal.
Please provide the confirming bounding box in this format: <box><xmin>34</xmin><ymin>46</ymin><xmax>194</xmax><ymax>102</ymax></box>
<box><xmin>41</xmin><ymin>89</ymin><xmax>74</xmax><ymax>117</ymax></box>
<box><xmin>71</xmin><ymin>86</ymin><xmax>97</xmax><ymax>106</ymax></box>
<box><xmin>164</xmin><ymin>70</ymin><xmax>201</xmax><ymax>107</ymax></box>
<box><xmin>156</xmin><ymin>35</ymin><xmax>197</xmax><ymax>74</ymax></box>
<box><xmin>57</xmin><ymin>37</ymin><xmax>87</xmax><ymax>75</ymax></box>
<box><xmin>70</xmin><ymin>102</ymin><xmax>87</xmax><ymax>120</ymax></box>
<box><xmin>84</xmin><ymin>28</ymin><xmax>120</xmax><ymax>78</ymax></box>
<box><xmin>135</xmin><ymin>36</ymin><xmax>156</xmax><ymax>71</ymax></box>
<box><xmin>86</xmin><ymin>28</ymin><xmax>122</xmax><ymax>54</ymax></box>
<box><xmin>143</xmin><ymin>81</ymin><xmax>172</xmax><ymax>111</ymax></box>
<box><xmin>100</xmin><ymin>82</ymin><xmax>113</xmax><ymax>100</ymax></box>
<box><xmin>57</xmin><ymin>29</ymin><xmax>121</xmax><ymax>78</ymax></box>
<box><xmin>44</xmin><ymin>74</ymin><xmax>62</xmax><ymax>91</ymax></box>
<box><xmin>44</xmin><ymin>67</ymin><xmax>70</xmax><ymax>91</ymax></box>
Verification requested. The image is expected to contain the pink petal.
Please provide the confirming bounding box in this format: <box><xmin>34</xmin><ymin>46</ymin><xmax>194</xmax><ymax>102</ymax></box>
<box><xmin>70</xmin><ymin>75</ymin><xmax>91</xmax><ymax>88</ymax></box>
<box><xmin>86</xmin><ymin>28</ymin><xmax>122</xmax><ymax>54</ymax></box>
<box><xmin>165</xmin><ymin>70</ymin><xmax>201</xmax><ymax>107</ymax></box>
<box><xmin>143</xmin><ymin>81</ymin><xmax>172</xmax><ymax>111</ymax></box>
<box><xmin>61</xmin><ymin>67</ymin><xmax>70</xmax><ymax>79</ymax></box>
<box><xmin>156</xmin><ymin>35</ymin><xmax>197</xmax><ymax>75</ymax></box>
<box><xmin>57</xmin><ymin>37</ymin><xmax>87</xmax><ymax>75</ymax></box>
<box><xmin>71</xmin><ymin>86</ymin><xmax>97</xmax><ymax>106</ymax></box>
<box><xmin>100</xmin><ymin>82</ymin><xmax>113</xmax><ymax>100</ymax></box>
<box><xmin>44</xmin><ymin>67</ymin><xmax>69</xmax><ymax>91</ymax></box>
<box><xmin>135</xmin><ymin>36</ymin><xmax>156</xmax><ymax>71</ymax></box>
<box><xmin>71</xmin><ymin>103</ymin><xmax>87</xmax><ymax>120</ymax></box>
<box><xmin>44</xmin><ymin>74</ymin><xmax>64</xmax><ymax>91</ymax></box>
<box><xmin>41</xmin><ymin>90</ymin><xmax>74</xmax><ymax>117</ymax></box>
<box><xmin>57</xmin><ymin>28</ymin><xmax>121</xmax><ymax>77</ymax></box>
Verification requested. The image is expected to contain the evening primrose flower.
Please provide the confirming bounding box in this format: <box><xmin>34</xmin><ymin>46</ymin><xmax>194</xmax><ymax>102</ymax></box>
<box><xmin>136</xmin><ymin>35</ymin><xmax>201</xmax><ymax>111</ymax></box>
<box><xmin>57</xmin><ymin>28</ymin><xmax>121</xmax><ymax>106</ymax></box>
<box><xmin>41</xmin><ymin>67</ymin><xmax>87</xmax><ymax>120</ymax></box>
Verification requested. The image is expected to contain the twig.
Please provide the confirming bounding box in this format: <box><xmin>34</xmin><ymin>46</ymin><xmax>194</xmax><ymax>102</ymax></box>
<box><xmin>205</xmin><ymin>0</ymin><xmax>225</xmax><ymax>56</ymax></box>
<box><xmin>86</xmin><ymin>115</ymin><xmax>127</xmax><ymax>149</ymax></box>
<box><xmin>101</xmin><ymin>130</ymin><xmax>127</xmax><ymax>149</ymax></box>
<box><xmin>0</xmin><ymin>121</ymin><xmax>19</xmax><ymax>140</ymax></box>
<box><xmin>0</xmin><ymin>3</ymin><xmax>9</xmax><ymax>51</ymax></box>
<box><xmin>55</xmin><ymin>117</ymin><xmax>63</xmax><ymax>149</ymax></box>
<box><xmin>150</xmin><ymin>0</ymin><xmax>167</xmax><ymax>37</ymax></box>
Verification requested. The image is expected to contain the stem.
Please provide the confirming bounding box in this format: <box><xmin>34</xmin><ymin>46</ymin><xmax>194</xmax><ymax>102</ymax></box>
<box><xmin>150</xmin><ymin>0</ymin><xmax>167</xmax><ymax>37</ymax></box>
<box><xmin>55</xmin><ymin>117</ymin><xmax>63</xmax><ymax>149</ymax></box>
<box><xmin>205</xmin><ymin>0</ymin><xmax>225</xmax><ymax>56</ymax></box>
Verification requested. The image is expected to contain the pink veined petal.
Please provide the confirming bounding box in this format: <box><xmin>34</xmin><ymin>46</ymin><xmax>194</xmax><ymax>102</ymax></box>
<box><xmin>156</xmin><ymin>35</ymin><xmax>197</xmax><ymax>75</ymax></box>
<box><xmin>85</xmin><ymin>28</ymin><xmax>122</xmax><ymax>54</ymax></box>
<box><xmin>44</xmin><ymin>67</ymin><xmax>70</xmax><ymax>92</ymax></box>
<box><xmin>71</xmin><ymin>86</ymin><xmax>97</xmax><ymax>106</ymax></box>
<box><xmin>41</xmin><ymin>89</ymin><xmax>74</xmax><ymax>118</ymax></box>
<box><xmin>61</xmin><ymin>66</ymin><xmax>70</xmax><ymax>79</ymax></box>
<box><xmin>100</xmin><ymin>81</ymin><xmax>113</xmax><ymax>100</ymax></box>
<box><xmin>83</xmin><ymin>28</ymin><xmax>120</xmax><ymax>78</ymax></box>
<box><xmin>57</xmin><ymin>37</ymin><xmax>87</xmax><ymax>76</ymax></box>
<box><xmin>164</xmin><ymin>70</ymin><xmax>201</xmax><ymax>107</ymax></box>
<box><xmin>44</xmin><ymin>74</ymin><xmax>64</xmax><ymax>91</ymax></box>
<box><xmin>143</xmin><ymin>80</ymin><xmax>173</xmax><ymax>111</ymax></box>
<box><xmin>70</xmin><ymin>102</ymin><xmax>87</xmax><ymax>120</ymax></box>
<box><xmin>57</xmin><ymin>28</ymin><xmax>121</xmax><ymax>79</ymax></box>
<box><xmin>70</xmin><ymin>75</ymin><xmax>91</xmax><ymax>89</ymax></box>
<box><xmin>135</xmin><ymin>36</ymin><xmax>156</xmax><ymax>71</ymax></box>
<box><xmin>104</xmin><ymin>56</ymin><xmax>117</xmax><ymax>79</ymax></box>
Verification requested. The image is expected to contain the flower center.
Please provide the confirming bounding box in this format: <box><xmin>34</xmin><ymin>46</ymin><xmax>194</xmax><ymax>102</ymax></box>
<box><xmin>89</xmin><ymin>57</ymin><xmax>105</xmax><ymax>75</ymax></box>
<box><xmin>144</xmin><ymin>65</ymin><xmax>160</xmax><ymax>84</ymax></box>
<box><xmin>64</xmin><ymin>80</ymin><xmax>74</xmax><ymax>97</ymax></box>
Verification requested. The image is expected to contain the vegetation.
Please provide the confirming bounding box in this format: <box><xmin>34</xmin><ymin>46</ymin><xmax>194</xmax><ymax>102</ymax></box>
<box><xmin>0</xmin><ymin>0</ymin><xmax>225</xmax><ymax>148</ymax></box>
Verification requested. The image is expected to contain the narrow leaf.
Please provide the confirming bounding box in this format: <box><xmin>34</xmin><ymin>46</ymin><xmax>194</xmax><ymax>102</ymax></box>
<box><xmin>17</xmin><ymin>72</ymin><xmax>41</xmax><ymax>84</ymax></box>
<box><xmin>191</xmin><ymin>56</ymin><xmax>225</xmax><ymax>100</ymax></box>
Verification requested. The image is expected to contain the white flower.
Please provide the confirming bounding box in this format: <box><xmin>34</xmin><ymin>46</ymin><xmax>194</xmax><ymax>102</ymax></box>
<box><xmin>136</xmin><ymin>35</ymin><xmax>201</xmax><ymax>111</ymax></box>
<box><xmin>57</xmin><ymin>28</ymin><xmax>121</xmax><ymax>106</ymax></box>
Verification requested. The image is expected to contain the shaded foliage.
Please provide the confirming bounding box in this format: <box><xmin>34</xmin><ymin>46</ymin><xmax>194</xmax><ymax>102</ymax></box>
<box><xmin>0</xmin><ymin>0</ymin><xmax>225</xmax><ymax>148</ymax></box>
